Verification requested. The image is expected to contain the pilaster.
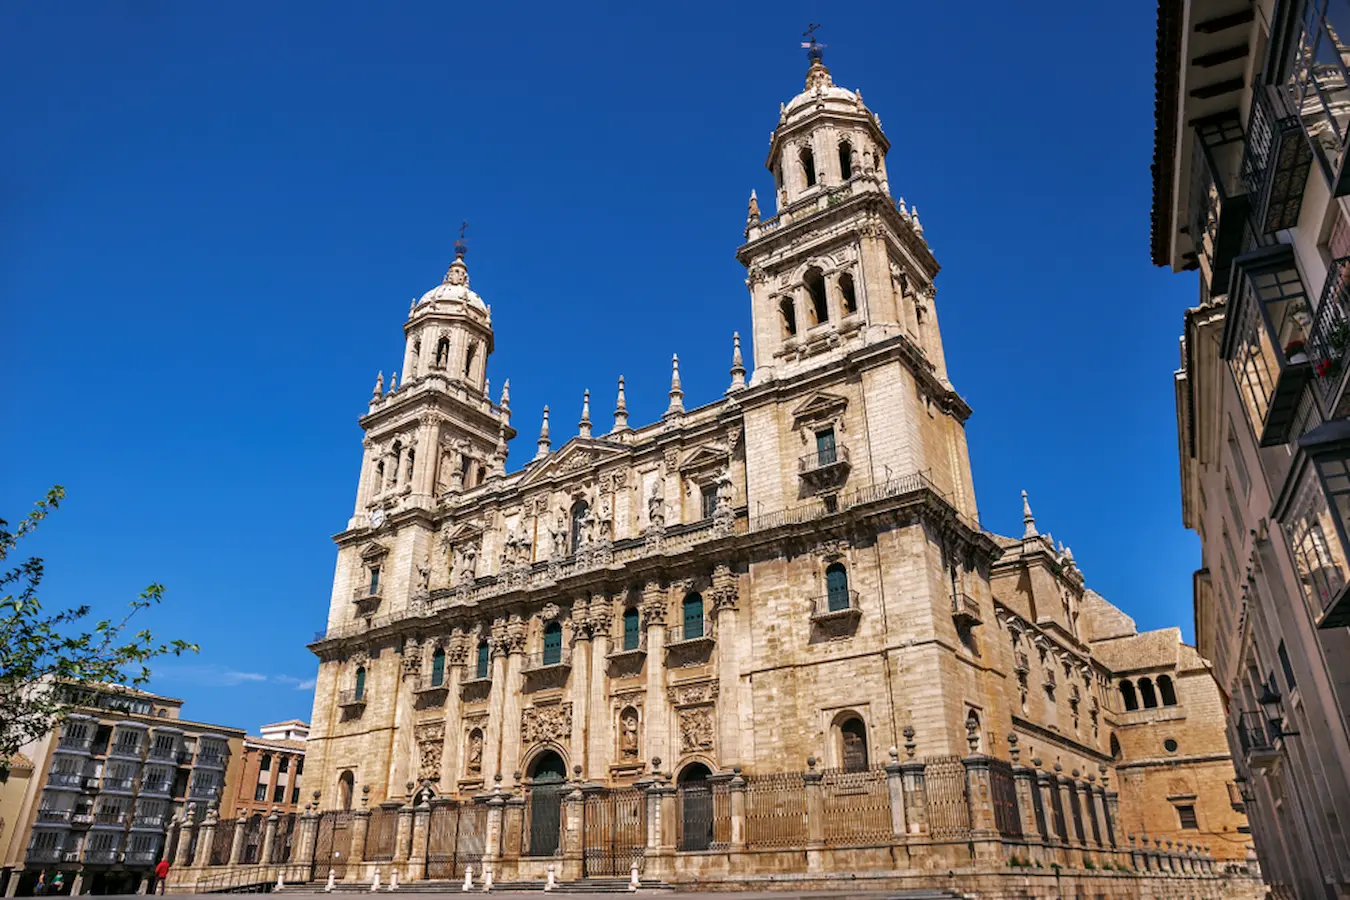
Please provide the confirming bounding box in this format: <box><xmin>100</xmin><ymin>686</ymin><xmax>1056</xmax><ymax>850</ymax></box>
<box><xmin>347</xmin><ymin>808</ymin><xmax>371</xmax><ymax>881</ymax></box>
<box><xmin>642</xmin><ymin>582</ymin><xmax>670</xmax><ymax>767</ymax></box>
<box><xmin>586</xmin><ymin>601</ymin><xmax>613</xmax><ymax>781</ymax></box>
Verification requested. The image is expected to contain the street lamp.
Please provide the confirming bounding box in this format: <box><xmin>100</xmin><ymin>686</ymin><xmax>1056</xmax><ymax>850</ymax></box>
<box><xmin>1256</xmin><ymin>682</ymin><xmax>1300</xmax><ymax>739</ymax></box>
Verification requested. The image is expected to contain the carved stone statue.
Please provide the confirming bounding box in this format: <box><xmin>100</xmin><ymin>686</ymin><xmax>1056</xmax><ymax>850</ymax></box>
<box><xmin>550</xmin><ymin>509</ymin><xmax>568</xmax><ymax>558</ymax></box>
<box><xmin>466</xmin><ymin>730</ymin><xmax>484</xmax><ymax>775</ymax></box>
<box><xmin>620</xmin><ymin>709</ymin><xmax>640</xmax><ymax>759</ymax></box>
<box><xmin>647</xmin><ymin>481</ymin><xmax>665</xmax><ymax>530</ymax></box>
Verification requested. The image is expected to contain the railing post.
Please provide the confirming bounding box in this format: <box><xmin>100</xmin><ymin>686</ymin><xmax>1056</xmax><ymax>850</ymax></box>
<box><xmin>295</xmin><ymin>808</ymin><xmax>319</xmax><ymax>869</ymax></box>
<box><xmin>883</xmin><ymin>748</ymin><xmax>908</xmax><ymax>840</ymax></box>
<box><xmin>1008</xmin><ymin>738</ymin><xmax>1042</xmax><ymax>860</ymax></box>
<box><xmin>393</xmin><ymin>802</ymin><xmax>414</xmax><ymax>869</ymax></box>
<box><xmin>228</xmin><ymin>813</ymin><xmax>247</xmax><ymax>865</ymax></box>
<box><xmin>259</xmin><ymin>810</ymin><xmax>279</xmax><ymax>867</ymax></box>
<box><xmin>347</xmin><ymin>806</ymin><xmax>371</xmax><ymax>881</ymax></box>
<box><xmin>193</xmin><ymin>810</ymin><xmax>217</xmax><ymax>869</ymax></box>
<box><xmin>174</xmin><ymin>809</ymin><xmax>196</xmax><ymax>867</ymax></box>
<box><xmin>407</xmin><ymin>800</ymin><xmax>430</xmax><ymax>881</ymax></box>
<box><xmin>803</xmin><ymin>757</ymin><xmax>825</xmax><ymax>872</ymax></box>
<box><xmin>728</xmin><ymin>768</ymin><xmax>747</xmax><ymax>851</ymax></box>
<box><xmin>561</xmin><ymin>787</ymin><xmax>585</xmax><ymax>882</ymax></box>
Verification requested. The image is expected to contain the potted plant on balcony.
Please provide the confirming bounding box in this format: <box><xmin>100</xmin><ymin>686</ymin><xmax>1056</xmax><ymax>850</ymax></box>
<box><xmin>1285</xmin><ymin>339</ymin><xmax>1309</xmax><ymax>364</ymax></box>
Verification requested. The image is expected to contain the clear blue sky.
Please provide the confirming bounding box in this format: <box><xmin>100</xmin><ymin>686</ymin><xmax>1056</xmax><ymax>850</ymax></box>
<box><xmin>0</xmin><ymin>2</ymin><xmax>1197</xmax><ymax>732</ymax></box>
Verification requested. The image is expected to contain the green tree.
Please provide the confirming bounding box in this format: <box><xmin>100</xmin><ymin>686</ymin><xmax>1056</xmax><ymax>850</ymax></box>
<box><xmin>0</xmin><ymin>487</ymin><xmax>198</xmax><ymax>778</ymax></box>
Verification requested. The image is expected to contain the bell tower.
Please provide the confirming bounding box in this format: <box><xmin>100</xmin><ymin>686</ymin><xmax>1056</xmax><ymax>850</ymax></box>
<box><xmin>738</xmin><ymin>43</ymin><xmax>950</xmax><ymax>386</ymax></box>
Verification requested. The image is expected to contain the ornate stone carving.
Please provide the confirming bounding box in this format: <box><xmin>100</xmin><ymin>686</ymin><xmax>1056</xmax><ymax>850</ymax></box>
<box><xmin>540</xmin><ymin>602</ymin><xmax>562</xmax><ymax>623</ymax></box>
<box><xmin>521</xmin><ymin>702</ymin><xmax>573</xmax><ymax>746</ymax></box>
<box><xmin>710</xmin><ymin>563</ymin><xmax>739</xmax><ymax>614</ymax></box>
<box><xmin>402</xmin><ymin>637</ymin><xmax>422</xmax><ymax>678</ymax></box>
<box><xmin>561</xmin><ymin>451</ymin><xmax>596</xmax><ymax>473</ymax></box>
<box><xmin>667</xmin><ymin>680</ymin><xmax>718</xmax><ymax>707</ymax></box>
<box><xmin>415</xmin><ymin>721</ymin><xmax>444</xmax><ymax>782</ymax></box>
<box><xmin>814</xmin><ymin>539</ymin><xmax>848</xmax><ymax>561</ymax></box>
<box><xmin>641</xmin><ymin>582</ymin><xmax>666</xmax><ymax>627</ymax></box>
<box><xmin>678</xmin><ymin>707</ymin><xmax>714</xmax><ymax>755</ymax></box>
<box><xmin>464</xmin><ymin>728</ymin><xmax>484</xmax><ymax>776</ymax></box>
<box><xmin>619</xmin><ymin>708</ymin><xmax>640</xmax><ymax>759</ymax></box>
<box><xmin>646</xmin><ymin>481</ymin><xmax>666</xmax><ymax>532</ymax></box>
<box><xmin>663</xmin><ymin>448</ymin><xmax>679</xmax><ymax>471</ymax></box>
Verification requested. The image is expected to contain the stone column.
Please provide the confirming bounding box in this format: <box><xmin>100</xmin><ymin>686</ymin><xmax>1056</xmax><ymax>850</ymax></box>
<box><xmin>561</xmin><ymin>788</ymin><xmax>585</xmax><ymax>882</ymax></box>
<box><xmin>883</xmin><ymin>748</ymin><xmax>908</xmax><ymax>839</ymax></box>
<box><xmin>193</xmin><ymin>813</ymin><xmax>217</xmax><ymax>869</ymax></box>
<box><xmin>1105</xmin><ymin>789</ymin><xmax>1121</xmax><ymax>849</ymax></box>
<box><xmin>295</xmin><ymin>809</ymin><xmax>319</xmax><ymax>867</ymax></box>
<box><xmin>227</xmin><ymin>814</ymin><xmax>247</xmax><ymax>866</ymax></box>
<box><xmin>484</xmin><ymin>625</ymin><xmax>509</xmax><ymax>779</ymax></box>
<box><xmin>259</xmin><ymin>811</ymin><xmax>279</xmax><ymax>867</ymax></box>
<box><xmin>347</xmin><ymin>808</ymin><xmax>371</xmax><ymax>881</ymax></box>
<box><xmin>728</xmin><ymin>769</ymin><xmax>747</xmax><ymax>851</ymax></box>
<box><xmin>496</xmin><ymin>618</ymin><xmax>526</xmax><ymax>779</ymax></box>
<box><xmin>406</xmin><ymin>802</ymin><xmax>429</xmax><ymax>881</ymax></box>
<box><xmin>642</xmin><ymin>582</ymin><xmax>670</xmax><ymax>768</ymax></box>
<box><xmin>570</xmin><ymin>614</ymin><xmax>592</xmax><ymax>778</ymax></box>
<box><xmin>803</xmin><ymin>758</ymin><xmax>825</xmax><ymax>872</ymax></box>
<box><xmin>587</xmin><ymin>600</ymin><xmax>613</xmax><ymax>781</ymax></box>
<box><xmin>711</xmin><ymin>564</ymin><xmax>743</xmax><ymax>766</ymax></box>
<box><xmin>1091</xmin><ymin>785</ymin><xmax>1111</xmax><ymax>852</ymax></box>
<box><xmin>411</xmin><ymin>416</ymin><xmax>440</xmax><ymax>503</ymax></box>
<box><xmin>393</xmin><ymin>803</ymin><xmax>414</xmax><ymax>869</ymax></box>
<box><xmin>1056</xmin><ymin>775</ymin><xmax>1077</xmax><ymax>846</ymax></box>
<box><xmin>962</xmin><ymin>755</ymin><xmax>997</xmax><ymax>838</ymax></box>
<box><xmin>440</xmin><ymin>636</ymin><xmax>467</xmax><ymax>789</ymax></box>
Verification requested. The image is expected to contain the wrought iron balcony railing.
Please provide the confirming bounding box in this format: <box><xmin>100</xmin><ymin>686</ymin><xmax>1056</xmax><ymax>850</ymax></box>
<box><xmin>521</xmin><ymin>649</ymin><xmax>572</xmax><ymax>673</ymax></box>
<box><xmin>809</xmin><ymin>590</ymin><xmax>862</xmax><ymax>622</ymax></box>
<box><xmin>126</xmin><ymin>849</ymin><xmax>159</xmax><ymax>865</ymax></box>
<box><xmin>26</xmin><ymin>847</ymin><xmax>63</xmax><ymax>863</ymax></box>
<box><xmin>1237</xmin><ymin>710</ymin><xmax>1281</xmax><ymax>770</ymax></box>
<box><xmin>101</xmin><ymin>777</ymin><xmax>135</xmax><ymax>793</ymax></box>
<box><xmin>1311</xmin><ymin>256</ymin><xmax>1350</xmax><ymax>418</ymax></box>
<box><xmin>196</xmin><ymin>752</ymin><xmax>226</xmax><ymax>769</ymax></box>
<box><xmin>71</xmin><ymin>811</ymin><xmax>95</xmax><ymax>826</ymax></box>
<box><xmin>84</xmin><ymin>848</ymin><xmax>119</xmax><ymax>863</ymax></box>
<box><xmin>352</xmin><ymin>583</ymin><xmax>383</xmax><ymax>605</ymax></box>
<box><xmin>1242</xmin><ymin>80</ymin><xmax>1315</xmax><ymax>235</ymax></box>
<box><xmin>413</xmin><ymin>673</ymin><xmax>450</xmax><ymax>694</ymax></box>
<box><xmin>147</xmin><ymin>745</ymin><xmax>178</xmax><ymax>761</ymax></box>
<box><xmin>109</xmin><ymin>742</ymin><xmax>142</xmax><ymax>759</ymax></box>
<box><xmin>36</xmin><ymin>809</ymin><xmax>72</xmax><ymax>823</ymax></box>
<box><xmin>798</xmin><ymin>445</ymin><xmax>851</xmax><ymax>482</ymax></box>
<box><xmin>132</xmin><ymin>815</ymin><xmax>166</xmax><ymax>829</ymax></box>
<box><xmin>46</xmin><ymin>772</ymin><xmax>83</xmax><ymax>788</ymax></box>
<box><xmin>93</xmin><ymin>811</ymin><xmax>127</xmax><ymax>826</ymax></box>
<box><xmin>57</xmin><ymin>736</ymin><xmax>92</xmax><ymax>752</ymax></box>
<box><xmin>666</xmin><ymin>621</ymin><xmax>714</xmax><ymax>646</ymax></box>
<box><xmin>608</xmin><ymin>631</ymin><xmax>648</xmax><ymax>658</ymax></box>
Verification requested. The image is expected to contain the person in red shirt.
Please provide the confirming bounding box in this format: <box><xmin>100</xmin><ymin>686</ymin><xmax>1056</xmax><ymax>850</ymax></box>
<box><xmin>154</xmin><ymin>859</ymin><xmax>170</xmax><ymax>895</ymax></box>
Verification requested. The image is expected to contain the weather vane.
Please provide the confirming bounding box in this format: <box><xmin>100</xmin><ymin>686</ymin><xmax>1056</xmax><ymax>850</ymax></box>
<box><xmin>801</xmin><ymin>23</ymin><xmax>825</xmax><ymax>61</ymax></box>
<box><xmin>454</xmin><ymin>220</ymin><xmax>469</xmax><ymax>259</ymax></box>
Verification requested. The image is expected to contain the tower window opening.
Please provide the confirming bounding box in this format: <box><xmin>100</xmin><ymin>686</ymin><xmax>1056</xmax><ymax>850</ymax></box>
<box><xmin>435</xmin><ymin>337</ymin><xmax>450</xmax><ymax>368</ymax></box>
<box><xmin>825</xmin><ymin>563</ymin><xmax>849</xmax><ymax>612</ymax></box>
<box><xmin>840</xmin><ymin>717</ymin><xmax>867</xmax><ymax>772</ymax></box>
<box><xmin>1158</xmin><ymin>674</ymin><xmax>1177</xmax><ymax>706</ymax></box>
<box><xmin>375</xmin><ymin>462</ymin><xmax>385</xmax><ymax>491</ymax></box>
<box><xmin>464</xmin><ymin>342</ymin><xmax>477</xmax><ymax>378</ymax></box>
<box><xmin>780</xmin><ymin>297</ymin><xmax>798</xmax><ymax>337</ymax></box>
<box><xmin>406</xmin><ymin>448</ymin><xmax>415</xmax><ymax>482</ymax></box>
<box><xmin>682</xmin><ymin>592</ymin><xmax>705</xmax><ymax>639</ymax></box>
<box><xmin>800</xmin><ymin>147</ymin><xmax>817</xmax><ymax>188</ymax></box>
<box><xmin>805</xmin><ymin>268</ymin><xmax>828</xmax><ymax>325</ymax></box>
<box><xmin>1119</xmin><ymin>679</ymin><xmax>1138</xmax><ymax>711</ymax></box>
<box><xmin>1138</xmin><ymin>677</ymin><xmax>1158</xmax><ymax>709</ymax></box>
<box><xmin>839</xmin><ymin>272</ymin><xmax>858</xmax><ymax>315</ymax></box>
<box><xmin>392</xmin><ymin>442</ymin><xmax>404</xmax><ymax>486</ymax></box>
<box><xmin>838</xmin><ymin>140</ymin><xmax>853</xmax><ymax>180</ymax></box>
<box><xmin>353</xmin><ymin>666</ymin><xmax>366</xmax><ymax>702</ymax></box>
<box><xmin>430</xmin><ymin>648</ymin><xmax>445</xmax><ymax>687</ymax></box>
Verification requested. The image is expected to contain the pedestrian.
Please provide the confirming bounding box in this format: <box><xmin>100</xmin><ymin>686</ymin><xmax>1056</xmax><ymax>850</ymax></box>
<box><xmin>51</xmin><ymin>872</ymin><xmax>64</xmax><ymax>895</ymax></box>
<box><xmin>154</xmin><ymin>858</ymin><xmax>170</xmax><ymax>895</ymax></box>
<box><xmin>34</xmin><ymin>871</ymin><xmax>47</xmax><ymax>896</ymax></box>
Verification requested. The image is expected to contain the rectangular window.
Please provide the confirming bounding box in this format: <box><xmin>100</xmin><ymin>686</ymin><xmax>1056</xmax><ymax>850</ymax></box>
<box><xmin>1285</xmin><ymin>472</ymin><xmax>1350</xmax><ymax>616</ymax></box>
<box><xmin>700</xmin><ymin>484</ymin><xmax>718</xmax><ymax>519</ymax></box>
<box><xmin>1225</xmin><ymin>477</ymin><xmax>1245</xmax><ymax>533</ymax></box>
<box><xmin>255</xmin><ymin>783</ymin><xmax>267</xmax><ymax>802</ymax></box>
<box><xmin>815</xmin><ymin>427</ymin><xmax>837</xmax><ymax>465</ymax></box>
<box><xmin>1228</xmin><ymin>424</ymin><xmax>1251</xmax><ymax>496</ymax></box>
<box><xmin>1222</xmin><ymin>526</ymin><xmax>1240</xmax><ymax>574</ymax></box>
<box><xmin>296</xmin><ymin>758</ymin><xmax>304</xmax><ymax>776</ymax></box>
<box><xmin>260</xmin><ymin>755</ymin><xmax>271</xmax><ymax>771</ymax></box>
<box><xmin>273</xmin><ymin>785</ymin><xmax>285</xmax><ymax>803</ymax></box>
<box><xmin>279</xmin><ymin>757</ymin><xmax>289</xmax><ymax>773</ymax></box>
<box><xmin>1177</xmin><ymin>805</ymin><xmax>1198</xmax><ymax>830</ymax></box>
<box><xmin>370</xmin><ymin>566</ymin><xmax>380</xmax><ymax>594</ymax></box>
<box><xmin>1278</xmin><ymin>640</ymin><xmax>1298</xmax><ymax>691</ymax></box>
<box><xmin>476</xmin><ymin>643</ymin><xmax>491</xmax><ymax>680</ymax></box>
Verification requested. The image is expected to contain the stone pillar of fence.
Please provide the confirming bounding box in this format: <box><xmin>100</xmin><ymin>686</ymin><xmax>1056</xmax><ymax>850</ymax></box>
<box><xmin>883</xmin><ymin>748</ymin><xmax>908</xmax><ymax>840</ymax></box>
<box><xmin>1007</xmin><ymin>738</ymin><xmax>1041</xmax><ymax>862</ymax></box>
<box><xmin>260</xmin><ymin>811</ymin><xmax>279</xmax><ymax>867</ymax></box>
<box><xmin>193</xmin><ymin>810</ymin><xmax>217</xmax><ymax>869</ymax></box>
<box><xmin>393</xmin><ymin>802</ymin><xmax>414</xmax><ymax>868</ymax></box>
<box><xmin>898</xmin><ymin>728</ymin><xmax>927</xmax><ymax>838</ymax></box>
<box><xmin>406</xmin><ymin>800</ymin><xmax>430</xmax><ymax>881</ymax></box>
<box><xmin>174</xmin><ymin>813</ymin><xmax>196</xmax><ymax>867</ymax></box>
<box><xmin>728</xmin><ymin>768</ymin><xmax>747</xmax><ymax>851</ymax></box>
<box><xmin>347</xmin><ymin>807</ymin><xmax>371</xmax><ymax>880</ymax></box>
<box><xmin>803</xmin><ymin>757</ymin><xmax>825</xmax><ymax>872</ymax></box>
<box><xmin>561</xmin><ymin>787</ymin><xmax>585</xmax><ymax>882</ymax></box>
<box><xmin>639</xmin><ymin>765</ymin><xmax>676</xmax><ymax>882</ymax></box>
<box><xmin>484</xmin><ymin>791</ymin><xmax>505</xmax><ymax>874</ymax></box>
<box><xmin>501</xmin><ymin>794</ymin><xmax>524</xmax><ymax>861</ymax></box>
<box><xmin>295</xmin><ymin>808</ymin><xmax>319</xmax><ymax>868</ymax></box>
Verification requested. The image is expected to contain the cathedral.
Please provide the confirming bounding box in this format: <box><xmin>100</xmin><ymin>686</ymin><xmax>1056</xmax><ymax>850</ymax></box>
<box><xmin>234</xmin><ymin>45</ymin><xmax>1260</xmax><ymax>896</ymax></box>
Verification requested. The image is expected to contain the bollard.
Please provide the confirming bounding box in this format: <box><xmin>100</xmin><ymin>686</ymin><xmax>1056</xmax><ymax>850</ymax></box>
<box><xmin>461</xmin><ymin>866</ymin><xmax>473</xmax><ymax>892</ymax></box>
<box><xmin>482</xmin><ymin>864</ymin><xmax>493</xmax><ymax>892</ymax></box>
<box><xmin>629</xmin><ymin>861</ymin><xmax>640</xmax><ymax>892</ymax></box>
<box><xmin>371</xmin><ymin>869</ymin><xmax>381</xmax><ymax>893</ymax></box>
<box><xmin>388</xmin><ymin>870</ymin><xmax>398</xmax><ymax>892</ymax></box>
<box><xmin>326</xmin><ymin>871</ymin><xmax>336</xmax><ymax>893</ymax></box>
<box><xmin>545</xmin><ymin>864</ymin><xmax>556</xmax><ymax>892</ymax></box>
<box><xmin>276</xmin><ymin>874</ymin><xmax>285</xmax><ymax>892</ymax></box>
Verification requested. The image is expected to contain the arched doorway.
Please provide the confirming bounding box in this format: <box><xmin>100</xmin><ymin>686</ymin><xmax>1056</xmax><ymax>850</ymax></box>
<box><xmin>526</xmin><ymin>750</ymin><xmax>567</xmax><ymax>857</ymax></box>
<box><xmin>677</xmin><ymin>763</ymin><xmax>714</xmax><ymax>851</ymax></box>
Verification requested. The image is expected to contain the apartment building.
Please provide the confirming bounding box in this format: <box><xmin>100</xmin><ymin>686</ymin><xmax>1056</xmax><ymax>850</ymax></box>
<box><xmin>1154</xmin><ymin>0</ymin><xmax>1350</xmax><ymax>896</ymax></box>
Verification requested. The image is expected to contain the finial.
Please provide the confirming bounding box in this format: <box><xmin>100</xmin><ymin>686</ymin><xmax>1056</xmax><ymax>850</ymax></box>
<box><xmin>454</xmin><ymin>220</ymin><xmax>468</xmax><ymax>260</ymax></box>
<box><xmin>1063</xmin><ymin>545</ymin><xmax>1077</xmax><ymax>568</ymax></box>
<box><xmin>1021</xmin><ymin>490</ymin><xmax>1038</xmax><ymax>539</ymax></box>
<box><xmin>897</xmin><ymin>197</ymin><xmax>909</xmax><ymax>219</ymax></box>
<box><xmin>493</xmin><ymin>421</ymin><xmax>509</xmax><ymax>476</ymax></box>
<box><xmin>910</xmin><ymin>205</ymin><xmax>924</xmax><ymax>236</ymax></box>
<box><xmin>746</xmin><ymin>190</ymin><xmax>760</xmax><ymax>226</ymax></box>
<box><xmin>535</xmin><ymin>406</ymin><xmax>551</xmax><ymax>460</ymax></box>
<box><xmin>499</xmin><ymin>378</ymin><xmax>511</xmax><ymax>411</ymax></box>
<box><xmin>373</xmin><ymin>371</ymin><xmax>384</xmax><ymax>398</ymax></box>
<box><xmin>612</xmin><ymin>376</ymin><xmax>630</xmax><ymax>432</ymax></box>
<box><xmin>728</xmin><ymin>333</ymin><xmax>747</xmax><ymax>393</ymax></box>
<box><xmin>389</xmin><ymin>371</ymin><xmax>398</xmax><ymax>392</ymax></box>
<box><xmin>578</xmin><ymin>390</ymin><xmax>592</xmax><ymax>439</ymax></box>
<box><xmin>665</xmin><ymin>354</ymin><xmax>684</xmax><ymax>417</ymax></box>
<box><xmin>409</xmin><ymin>298</ymin><xmax>416</xmax><ymax>317</ymax></box>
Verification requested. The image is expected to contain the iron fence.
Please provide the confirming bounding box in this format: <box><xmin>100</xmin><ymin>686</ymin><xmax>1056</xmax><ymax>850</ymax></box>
<box><xmin>364</xmin><ymin>806</ymin><xmax>399</xmax><ymax>861</ymax></box>
<box><xmin>820</xmin><ymin>766</ymin><xmax>892</xmax><ymax>846</ymax></box>
<box><xmin>989</xmin><ymin>759</ymin><xmax>1022</xmax><ymax>839</ymax></box>
<box><xmin>924</xmin><ymin>755</ymin><xmax>970</xmax><ymax>841</ymax></box>
<box><xmin>676</xmin><ymin>781</ymin><xmax>730</xmax><ymax>851</ymax></box>
<box><xmin>209</xmin><ymin>819</ymin><xmax>237</xmax><ymax>866</ymax></box>
<box><xmin>583</xmin><ymin>788</ymin><xmax>646</xmax><ymax>875</ymax></box>
<box><xmin>744</xmin><ymin>772</ymin><xmax>806</xmax><ymax>849</ymax></box>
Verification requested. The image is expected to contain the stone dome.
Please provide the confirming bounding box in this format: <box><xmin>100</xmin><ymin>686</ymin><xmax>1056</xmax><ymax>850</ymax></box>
<box><xmin>417</xmin><ymin>257</ymin><xmax>486</xmax><ymax>312</ymax></box>
<box><xmin>781</xmin><ymin>61</ymin><xmax>868</xmax><ymax>124</ymax></box>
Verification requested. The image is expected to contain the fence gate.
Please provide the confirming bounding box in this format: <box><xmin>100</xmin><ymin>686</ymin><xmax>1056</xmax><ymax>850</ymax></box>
<box><xmin>989</xmin><ymin>759</ymin><xmax>1022</xmax><ymax>839</ymax></box>
<box><xmin>677</xmin><ymin>783</ymin><xmax>713</xmax><ymax>851</ymax></box>
<box><xmin>310</xmin><ymin>811</ymin><xmax>352</xmax><ymax>881</ymax></box>
<box><xmin>426</xmin><ymin>803</ymin><xmax>486</xmax><ymax>880</ymax></box>
<box><xmin>523</xmin><ymin>782</ymin><xmax>567</xmax><ymax>857</ymax></box>
<box><xmin>583</xmin><ymin>788</ymin><xmax>645</xmax><ymax>877</ymax></box>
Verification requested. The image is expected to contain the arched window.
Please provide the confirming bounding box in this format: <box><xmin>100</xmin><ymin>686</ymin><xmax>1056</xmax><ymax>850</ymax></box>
<box><xmin>430</xmin><ymin>648</ymin><xmax>446</xmax><ymax>687</ymax></box>
<box><xmin>1109</xmin><ymin>734</ymin><xmax>1121</xmax><ymax>760</ymax></box>
<box><xmin>840</xmin><ymin>717</ymin><xmax>868</xmax><ymax>772</ymax></box>
<box><xmin>570</xmin><ymin>500</ymin><xmax>589</xmax><ymax>553</ymax></box>
<box><xmin>353</xmin><ymin>666</ymin><xmax>366</xmax><ymax>701</ymax></box>
<box><xmin>410</xmin><ymin>340</ymin><xmax>420</xmax><ymax>379</ymax></box>
<box><xmin>800</xmin><ymin>147</ymin><xmax>817</xmax><ymax>187</ymax></box>
<box><xmin>435</xmin><ymin>337</ymin><xmax>450</xmax><ymax>367</ymax></box>
<box><xmin>542</xmin><ymin>622</ymin><xmax>563</xmax><ymax>666</ymax></box>
<box><xmin>260</xmin><ymin>753</ymin><xmax>273</xmax><ymax>772</ymax></box>
<box><xmin>622</xmin><ymin>607</ymin><xmax>641</xmax><ymax>652</ymax></box>
<box><xmin>1158</xmin><ymin>674</ymin><xmax>1177</xmax><ymax>706</ymax></box>
<box><xmin>804</xmin><ymin>267</ymin><xmax>829</xmax><ymax>325</ymax></box>
<box><xmin>476</xmin><ymin>641</ymin><xmax>491</xmax><ymax>680</ymax></box>
<box><xmin>338</xmin><ymin>771</ymin><xmax>355</xmax><ymax>811</ymax></box>
<box><xmin>1138</xmin><ymin>677</ymin><xmax>1158</xmax><ymax>709</ymax></box>
<box><xmin>825</xmin><ymin>563</ymin><xmax>850</xmax><ymax>612</ymax></box>
<box><xmin>392</xmin><ymin>441</ymin><xmax>404</xmax><ymax>486</ymax></box>
<box><xmin>464</xmin><ymin>342</ymin><xmax>477</xmax><ymax>378</ymax></box>
<box><xmin>1119</xmin><ymin>680</ymin><xmax>1138</xmax><ymax>711</ymax></box>
<box><xmin>375</xmin><ymin>461</ymin><xmax>385</xmax><ymax>490</ymax></box>
<box><xmin>838</xmin><ymin>140</ymin><xmax>853</xmax><ymax>180</ymax></box>
<box><xmin>779</xmin><ymin>297</ymin><xmax>798</xmax><ymax>337</ymax></box>
<box><xmin>682</xmin><ymin>593</ymin><xmax>705</xmax><ymax>640</ymax></box>
<box><xmin>406</xmin><ymin>448</ymin><xmax>415</xmax><ymax>481</ymax></box>
<box><xmin>839</xmin><ymin>272</ymin><xmax>858</xmax><ymax>315</ymax></box>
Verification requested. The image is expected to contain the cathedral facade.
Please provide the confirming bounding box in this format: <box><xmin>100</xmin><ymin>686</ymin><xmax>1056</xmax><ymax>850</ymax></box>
<box><xmin>259</xmin><ymin>50</ymin><xmax>1258</xmax><ymax>895</ymax></box>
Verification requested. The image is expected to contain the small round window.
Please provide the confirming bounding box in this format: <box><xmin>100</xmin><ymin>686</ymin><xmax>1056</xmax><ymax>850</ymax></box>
<box><xmin>1163</xmin><ymin>738</ymin><xmax>1178</xmax><ymax>753</ymax></box>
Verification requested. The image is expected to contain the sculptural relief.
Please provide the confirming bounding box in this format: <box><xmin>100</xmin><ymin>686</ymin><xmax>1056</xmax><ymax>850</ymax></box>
<box><xmin>619</xmin><ymin>707</ymin><xmax>640</xmax><ymax>759</ymax></box>
<box><xmin>678</xmin><ymin>707</ymin><xmax>714</xmax><ymax>755</ymax></box>
<box><xmin>521</xmin><ymin>703</ymin><xmax>573</xmax><ymax>746</ymax></box>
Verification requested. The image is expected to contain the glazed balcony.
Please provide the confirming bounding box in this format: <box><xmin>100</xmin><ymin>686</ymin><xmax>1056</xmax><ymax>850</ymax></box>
<box><xmin>36</xmin><ymin>809</ymin><xmax>72</xmax><ymax>824</ymax></box>
<box><xmin>147</xmin><ymin>744</ymin><xmax>178</xmax><ymax>762</ymax></box>
<box><xmin>1236</xmin><ymin>711</ymin><xmax>1281</xmax><ymax>771</ymax></box>
<box><xmin>1242</xmin><ymin>80</ymin><xmax>1314</xmax><ymax>235</ymax></box>
<box><xmin>1310</xmin><ymin>257</ymin><xmax>1350</xmax><ymax>419</ymax></box>
<box><xmin>809</xmin><ymin>590</ymin><xmax>862</xmax><ymax>625</ymax></box>
<box><xmin>93</xmin><ymin>811</ymin><xmax>128</xmax><ymax>827</ymax></box>
<box><xmin>1189</xmin><ymin>113</ymin><xmax>1250</xmax><ymax>293</ymax></box>
<box><xmin>798</xmin><ymin>445</ymin><xmax>851</xmax><ymax>490</ymax></box>
<box><xmin>84</xmin><ymin>848</ymin><xmax>119</xmax><ymax>864</ymax></box>
<box><xmin>1220</xmin><ymin>246</ymin><xmax>1314</xmax><ymax>447</ymax></box>
<box><xmin>57</xmin><ymin>735</ymin><xmax>92</xmax><ymax>753</ymax></box>
<box><xmin>46</xmin><ymin>772</ymin><xmax>83</xmax><ymax>789</ymax></box>
<box><xmin>126</xmin><ymin>849</ymin><xmax>159</xmax><ymax>865</ymax></box>
<box><xmin>100</xmin><ymin>777</ymin><xmax>135</xmax><ymax>794</ymax></box>
<box><xmin>952</xmin><ymin>592</ymin><xmax>982</xmax><ymax>626</ymax></box>
<box><xmin>27</xmin><ymin>847</ymin><xmax>63</xmax><ymax>864</ymax></box>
